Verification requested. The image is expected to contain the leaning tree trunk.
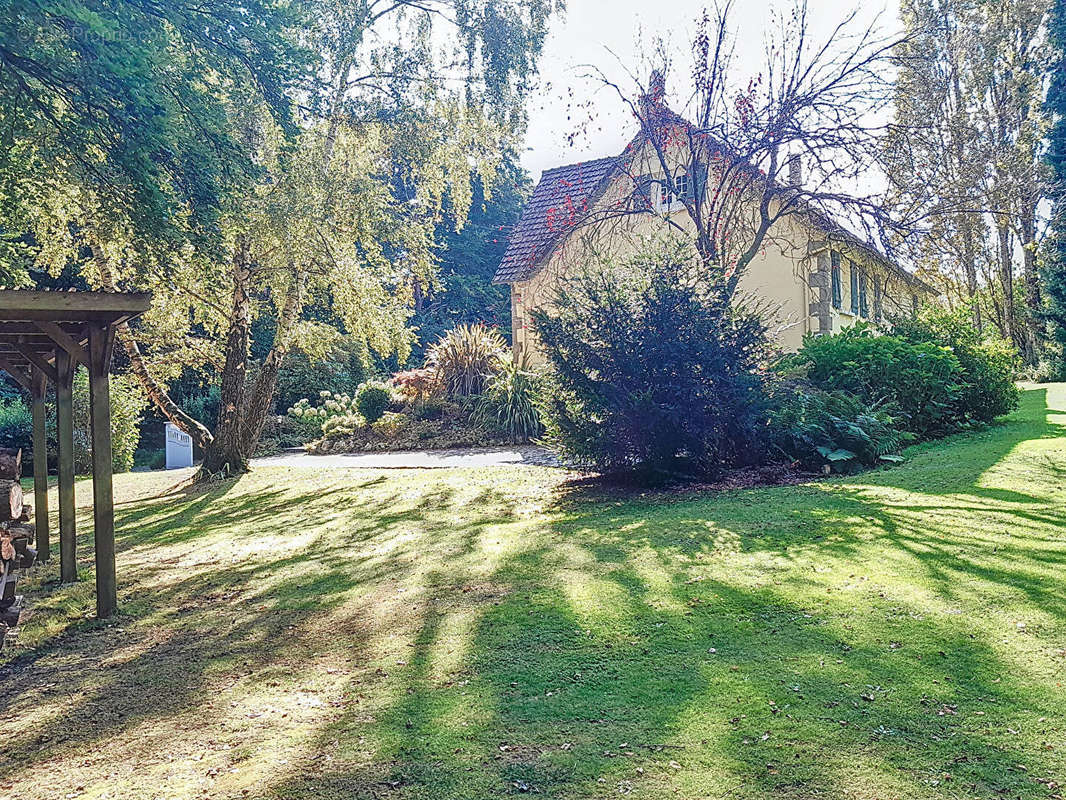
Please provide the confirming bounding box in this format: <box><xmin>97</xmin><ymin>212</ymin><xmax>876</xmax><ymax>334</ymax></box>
<box><xmin>93</xmin><ymin>241</ymin><xmax>215</xmax><ymax>449</ymax></box>
<box><xmin>200</xmin><ymin>238</ymin><xmax>254</xmax><ymax>476</ymax></box>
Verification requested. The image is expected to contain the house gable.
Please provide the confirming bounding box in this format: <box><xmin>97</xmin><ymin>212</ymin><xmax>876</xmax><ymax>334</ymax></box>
<box><xmin>492</xmin><ymin>157</ymin><xmax>618</xmax><ymax>285</ymax></box>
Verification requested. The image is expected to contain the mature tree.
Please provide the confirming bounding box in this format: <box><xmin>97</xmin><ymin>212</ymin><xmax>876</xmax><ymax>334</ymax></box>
<box><xmin>83</xmin><ymin>0</ymin><xmax>560</xmax><ymax>475</ymax></box>
<box><xmin>883</xmin><ymin>0</ymin><xmax>988</xmax><ymax>326</ymax></box>
<box><xmin>885</xmin><ymin>0</ymin><xmax>1053</xmax><ymax>360</ymax></box>
<box><xmin>978</xmin><ymin>0</ymin><xmax>1051</xmax><ymax>359</ymax></box>
<box><xmin>0</xmin><ymin>0</ymin><xmax>306</xmax><ymax>276</ymax></box>
<box><xmin>581</xmin><ymin>0</ymin><xmax>907</xmax><ymax>300</ymax></box>
<box><xmin>1045</xmin><ymin>0</ymin><xmax>1066</xmax><ymax>348</ymax></box>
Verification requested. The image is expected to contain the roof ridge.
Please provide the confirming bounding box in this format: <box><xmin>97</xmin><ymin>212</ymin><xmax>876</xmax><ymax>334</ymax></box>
<box><xmin>539</xmin><ymin>155</ymin><xmax>617</xmax><ymax>176</ymax></box>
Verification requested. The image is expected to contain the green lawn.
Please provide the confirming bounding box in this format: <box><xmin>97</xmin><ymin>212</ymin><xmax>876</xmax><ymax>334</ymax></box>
<box><xmin>3</xmin><ymin>386</ymin><xmax>1065</xmax><ymax>800</ymax></box>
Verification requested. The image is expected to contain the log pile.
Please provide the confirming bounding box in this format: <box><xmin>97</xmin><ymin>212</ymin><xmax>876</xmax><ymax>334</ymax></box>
<box><xmin>0</xmin><ymin>448</ymin><xmax>34</xmax><ymax>650</ymax></box>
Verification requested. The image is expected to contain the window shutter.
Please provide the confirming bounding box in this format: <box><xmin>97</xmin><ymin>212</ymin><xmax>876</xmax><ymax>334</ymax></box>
<box><xmin>693</xmin><ymin>162</ymin><xmax>709</xmax><ymax>201</ymax></box>
<box><xmin>849</xmin><ymin>261</ymin><xmax>859</xmax><ymax>314</ymax></box>
<box><xmin>830</xmin><ymin>251</ymin><xmax>842</xmax><ymax>309</ymax></box>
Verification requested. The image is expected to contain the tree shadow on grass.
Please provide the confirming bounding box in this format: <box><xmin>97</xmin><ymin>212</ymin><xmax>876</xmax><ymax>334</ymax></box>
<box><xmin>0</xmin><ymin>476</ymin><xmax>517</xmax><ymax>790</ymax></box>
<box><xmin>266</xmin><ymin>388</ymin><xmax>1066</xmax><ymax>799</ymax></box>
<box><xmin>4</xmin><ymin>388</ymin><xmax>1063</xmax><ymax>798</ymax></box>
<box><xmin>267</xmin><ymin>534</ymin><xmax>1063</xmax><ymax>799</ymax></box>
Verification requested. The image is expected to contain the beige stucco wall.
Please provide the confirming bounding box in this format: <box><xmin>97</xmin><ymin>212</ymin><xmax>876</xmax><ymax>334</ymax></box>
<box><xmin>510</xmin><ymin>145</ymin><xmax>930</xmax><ymax>362</ymax></box>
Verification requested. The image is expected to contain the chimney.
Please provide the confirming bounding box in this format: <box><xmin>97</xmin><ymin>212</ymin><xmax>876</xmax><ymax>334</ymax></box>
<box><xmin>788</xmin><ymin>155</ymin><xmax>803</xmax><ymax>188</ymax></box>
<box><xmin>640</xmin><ymin>70</ymin><xmax>667</xmax><ymax>113</ymax></box>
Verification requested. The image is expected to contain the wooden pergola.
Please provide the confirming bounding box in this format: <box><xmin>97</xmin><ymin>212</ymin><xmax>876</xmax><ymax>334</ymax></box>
<box><xmin>0</xmin><ymin>290</ymin><xmax>151</xmax><ymax>618</ymax></box>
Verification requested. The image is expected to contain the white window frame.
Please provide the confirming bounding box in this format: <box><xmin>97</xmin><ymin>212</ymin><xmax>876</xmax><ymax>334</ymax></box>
<box><xmin>656</xmin><ymin>170</ymin><xmax>689</xmax><ymax>214</ymax></box>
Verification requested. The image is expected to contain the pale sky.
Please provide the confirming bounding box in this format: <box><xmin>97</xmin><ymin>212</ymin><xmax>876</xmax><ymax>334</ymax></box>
<box><xmin>520</xmin><ymin>0</ymin><xmax>901</xmax><ymax>182</ymax></box>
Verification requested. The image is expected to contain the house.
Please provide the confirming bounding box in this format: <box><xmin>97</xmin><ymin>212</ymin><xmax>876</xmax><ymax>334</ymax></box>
<box><xmin>493</xmin><ymin>82</ymin><xmax>936</xmax><ymax>361</ymax></box>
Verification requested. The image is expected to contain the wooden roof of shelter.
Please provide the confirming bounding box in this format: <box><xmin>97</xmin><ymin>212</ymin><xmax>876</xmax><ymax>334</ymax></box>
<box><xmin>0</xmin><ymin>290</ymin><xmax>150</xmax><ymax>381</ymax></box>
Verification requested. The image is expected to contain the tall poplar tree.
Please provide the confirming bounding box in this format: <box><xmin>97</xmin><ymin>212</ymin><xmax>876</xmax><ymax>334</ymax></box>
<box><xmin>1045</xmin><ymin>0</ymin><xmax>1066</xmax><ymax>349</ymax></box>
<box><xmin>885</xmin><ymin>0</ymin><xmax>1053</xmax><ymax>359</ymax></box>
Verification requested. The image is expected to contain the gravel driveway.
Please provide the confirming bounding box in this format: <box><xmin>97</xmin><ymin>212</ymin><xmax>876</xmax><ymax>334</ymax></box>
<box><xmin>250</xmin><ymin>445</ymin><xmax>562</xmax><ymax>470</ymax></box>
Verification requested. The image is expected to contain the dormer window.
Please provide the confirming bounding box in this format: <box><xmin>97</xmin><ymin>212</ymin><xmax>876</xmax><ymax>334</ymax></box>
<box><xmin>658</xmin><ymin>171</ymin><xmax>689</xmax><ymax>213</ymax></box>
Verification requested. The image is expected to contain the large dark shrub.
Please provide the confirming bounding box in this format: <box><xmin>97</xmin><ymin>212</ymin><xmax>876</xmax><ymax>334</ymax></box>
<box><xmin>788</xmin><ymin>323</ymin><xmax>963</xmax><ymax>437</ymax></box>
<box><xmin>532</xmin><ymin>244</ymin><xmax>771</xmax><ymax>482</ymax></box>
<box><xmin>889</xmin><ymin>305</ymin><xmax>1019</xmax><ymax>422</ymax></box>
<box><xmin>71</xmin><ymin>370</ymin><xmax>147</xmax><ymax>473</ymax></box>
<box><xmin>275</xmin><ymin>337</ymin><xmax>368</xmax><ymax>414</ymax></box>
<box><xmin>0</xmin><ymin>396</ymin><xmax>31</xmax><ymax>453</ymax></box>
<box><xmin>183</xmin><ymin>386</ymin><xmax>220</xmax><ymax>428</ymax></box>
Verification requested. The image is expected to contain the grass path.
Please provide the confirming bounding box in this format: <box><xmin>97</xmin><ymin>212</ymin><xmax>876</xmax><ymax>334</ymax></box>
<box><xmin>1</xmin><ymin>385</ymin><xmax>1064</xmax><ymax>800</ymax></box>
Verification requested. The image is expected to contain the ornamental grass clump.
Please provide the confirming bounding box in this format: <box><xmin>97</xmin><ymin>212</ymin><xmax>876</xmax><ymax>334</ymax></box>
<box><xmin>425</xmin><ymin>323</ymin><xmax>506</xmax><ymax>396</ymax></box>
<box><xmin>474</xmin><ymin>355</ymin><xmax>543</xmax><ymax>442</ymax></box>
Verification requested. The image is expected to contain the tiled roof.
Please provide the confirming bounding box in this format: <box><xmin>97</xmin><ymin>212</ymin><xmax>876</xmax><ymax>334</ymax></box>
<box><xmin>492</xmin><ymin>156</ymin><xmax>618</xmax><ymax>284</ymax></box>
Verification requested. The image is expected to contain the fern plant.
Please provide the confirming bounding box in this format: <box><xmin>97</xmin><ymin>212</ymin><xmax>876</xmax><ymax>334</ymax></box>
<box><xmin>768</xmin><ymin>384</ymin><xmax>913</xmax><ymax>472</ymax></box>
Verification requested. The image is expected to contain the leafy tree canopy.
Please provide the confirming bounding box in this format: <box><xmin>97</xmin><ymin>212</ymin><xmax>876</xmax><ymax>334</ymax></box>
<box><xmin>0</xmin><ymin>0</ymin><xmax>309</xmax><ymax>277</ymax></box>
<box><xmin>11</xmin><ymin>0</ymin><xmax>564</xmax><ymax>474</ymax></box>
<box><xmin>1045</xmin><ymin>0</ymin><xmax>1066</xmax><ymax>350</ymax></box>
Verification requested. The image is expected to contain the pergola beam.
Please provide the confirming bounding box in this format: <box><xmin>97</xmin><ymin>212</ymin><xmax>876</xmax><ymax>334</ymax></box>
<box><xmin>11</xmin><ymin>343</ymin><xmax>58</xmax><ymax>383</ymax></box>
<box><xmin>0</xmin><ymin>290</ymin><xmax>151</xmax><ymax>321</ymax></box>
<box><xmin>34</xmin><ymin>321</ymin><xmax>89</xmax><ymax>367</ymax></box>
<box><xmin>0</xmin><ymin>354</ymin><xmax>31</xmax><ymax>391</ymax></box>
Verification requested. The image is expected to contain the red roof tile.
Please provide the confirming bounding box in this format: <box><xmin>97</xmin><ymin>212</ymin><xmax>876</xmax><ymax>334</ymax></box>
<box><xmin>492</xmin><ymin>156</ymin><xmax>618</xmax><ymax>284</ymax></box>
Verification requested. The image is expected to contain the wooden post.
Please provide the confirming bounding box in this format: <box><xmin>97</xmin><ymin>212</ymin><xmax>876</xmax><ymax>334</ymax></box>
<box><xmin>30</xmin><ymin>368</ymin><xmax>49</xmax><ymax>562</ymax></box>
<box><xmin>88</xmin><ymin>324</ymin><xmax>117</xmax><ymax>618</ymax></box>
<box><xmin>55</xmin><ymin>349</ymin><xmax>76</xmax><ymax>583</ymax></box>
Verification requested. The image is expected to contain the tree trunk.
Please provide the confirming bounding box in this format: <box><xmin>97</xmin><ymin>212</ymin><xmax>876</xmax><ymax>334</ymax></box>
<box><xmin>117</xmin><ymin>322</ymin><xmax>215</xmax><ymax>448</ymax></box>
<box><xmin>959</xmin><ymin>218</ymin><xmax>981</xmax><ymax>333</ymax></box>
<box><xmin>1020</xmin><ymin>203</ymin><xmax>1043</xmax><ymax>362</ymax></box>
<box><xmin>239</xmin><ymin>271</ymin><xmax>306</xmax><ymax>456</ymax></box>
<box><xmin>201</xmin><ymin>237</ymin><xmax>254</xmax><ymax>476</ymax></box>
<box><xmin>996</xmin><ymin>221</ymin><xmax>1015</xmax><ymax>346</ymax></box>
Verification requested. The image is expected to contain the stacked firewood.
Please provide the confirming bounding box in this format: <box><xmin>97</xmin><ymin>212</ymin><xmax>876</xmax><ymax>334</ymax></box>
<box><xmin>0</xmin><ymin>448</ymin><xmax>35</xmax><ymax>650</ymax></box>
